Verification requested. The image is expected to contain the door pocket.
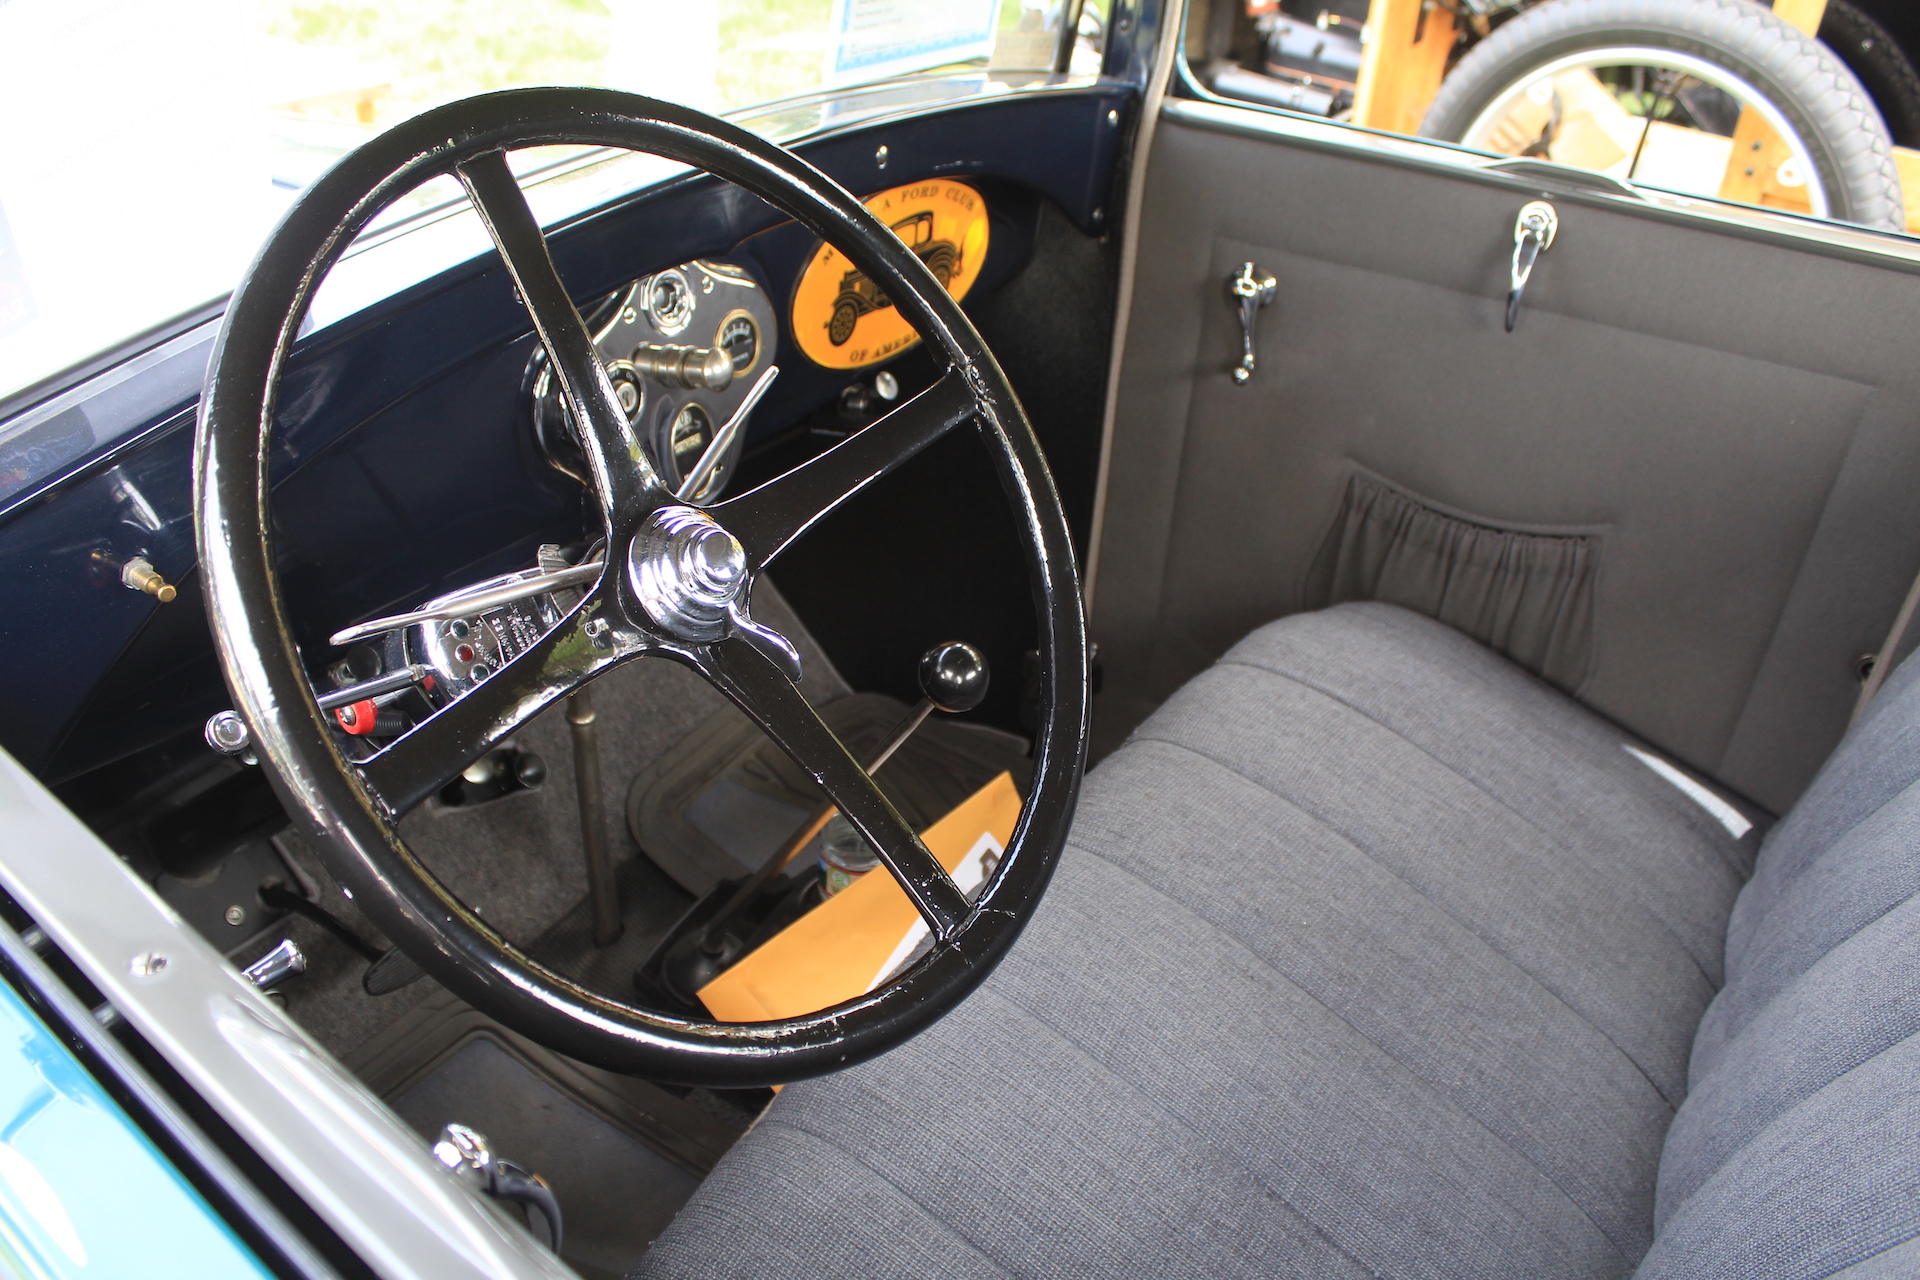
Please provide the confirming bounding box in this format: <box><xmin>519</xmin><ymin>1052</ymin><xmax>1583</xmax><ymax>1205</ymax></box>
<box><xmin>1305</xmin><ymin>470</ymin><xmax>1600</xmax><ymax>692</ymax></box>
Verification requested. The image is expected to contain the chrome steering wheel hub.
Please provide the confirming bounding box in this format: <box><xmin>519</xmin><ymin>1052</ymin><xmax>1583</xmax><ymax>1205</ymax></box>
<box><xmin>628</xmin><ymin>505</ymin><xmax>745</xmax><ymax>641</ymax></box>
<box><xmin>627</xmin><ymin>504</ymin><xmax>803</xmax><ymax>678</ymax></box>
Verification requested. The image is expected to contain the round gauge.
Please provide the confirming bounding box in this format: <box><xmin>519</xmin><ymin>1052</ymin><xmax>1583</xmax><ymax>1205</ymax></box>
<box><xmin>668</xmin><ymin>402</ymin><xmax>716</xmax><ymax>496</ymax></box>
<box><xmin>716</xmin><ymin>310</ymin><xmax>760</xmax><ymax>375</ymax></box>
<box><xmin>606</xmin><ymin>360</ymin><xmax>644</xmax><ymax>423</ymax></box>
<box><xmin>645</xmin><ymin>269</ymin><xmax>694</xmax><ymax>336</ymax></box>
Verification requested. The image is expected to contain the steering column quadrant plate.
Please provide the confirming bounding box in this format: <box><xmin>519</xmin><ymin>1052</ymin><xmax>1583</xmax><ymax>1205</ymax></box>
<box><xmin>192</xmin><ymin>88</ymin><xmax>1087</xmax><ymax>1086</ymax></box>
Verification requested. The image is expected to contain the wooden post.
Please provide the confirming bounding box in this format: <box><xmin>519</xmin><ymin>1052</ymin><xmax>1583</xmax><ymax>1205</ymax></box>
<box><xmin>1770</xmin><ymin>0</ymin><xmax>1827</xmax><ymax>36</ymax></box>
<box><xmin>1352</xmin><ymin>0</ymin><xmax>1458</xmax><ymax>136</ymax></box>
<box><xmin>1716</xmin><ymin>0</ymin><xmax>1823</xmax><ymax>210</ymax></box>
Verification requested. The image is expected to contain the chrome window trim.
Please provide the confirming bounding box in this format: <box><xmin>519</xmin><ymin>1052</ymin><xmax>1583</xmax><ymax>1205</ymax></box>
<box><xmin>0</xmin><ymin>749</ymin><xmax>573</xmax><ymax>1280</ymax></box>
<box><xmin>1161</xmin><ymin>96</ymin><xmax>1920</xmax><ymax>273</ymax></box>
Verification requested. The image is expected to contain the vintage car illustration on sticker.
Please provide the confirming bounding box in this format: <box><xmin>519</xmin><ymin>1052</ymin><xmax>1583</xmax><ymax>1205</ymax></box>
<box><xmin>826</xmin><ymin>210</ymin><xmax>961</xmax><ymax>345</ymax></box>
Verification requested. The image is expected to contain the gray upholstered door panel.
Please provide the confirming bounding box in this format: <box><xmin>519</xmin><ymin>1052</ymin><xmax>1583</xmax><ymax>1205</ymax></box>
<box><xmin>1093</xmin><ymin>110</ymin><xmax>1920</xmax><ymax>813</ymax></box>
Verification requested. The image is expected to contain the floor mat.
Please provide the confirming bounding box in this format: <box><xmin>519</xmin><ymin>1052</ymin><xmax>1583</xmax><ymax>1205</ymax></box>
<box><xmin>351</xmin><ymin>988</ymin><xmax>746</xmax><ymax>1279</ymax></box>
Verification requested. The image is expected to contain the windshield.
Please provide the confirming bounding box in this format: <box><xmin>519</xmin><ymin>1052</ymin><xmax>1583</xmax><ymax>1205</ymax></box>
<box><xmin>0</xmin><ymin>0</ymin><xmax>1103</xmax><ymax>410</ymax></box>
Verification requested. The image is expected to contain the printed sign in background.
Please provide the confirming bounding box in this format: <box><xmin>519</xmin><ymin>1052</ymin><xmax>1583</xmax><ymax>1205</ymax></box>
<box><xmin>789</xmin><ymin>178</ymin><xmax>990</xmax><ymax>371</ymax></box>
<box><xmin>822</xmin><ymin>0</ymin><xmax>1001</xmax><ymax>87</ymax></box>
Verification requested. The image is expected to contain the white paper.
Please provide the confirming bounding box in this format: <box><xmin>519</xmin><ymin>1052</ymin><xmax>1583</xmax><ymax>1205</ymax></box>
<box><xmin>823</xmin><ymin>0</ymin><xmax>1001</xmax><ymax>88</ymax></box>
<box><xmin>864</xmin><ymin>829</ymin><xmax>1003</xmax><ymax>992</ymax></box>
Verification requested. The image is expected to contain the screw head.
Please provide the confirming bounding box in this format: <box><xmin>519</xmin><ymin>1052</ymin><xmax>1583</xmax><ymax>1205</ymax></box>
<box><xmin>224</xmin><ymin>906</ymin><xmax>247</xmax><ymax>927</ymax></box>
<box><xmin>875</xmin><ymin>144</ymin><xmax>889</xmax><ymax>168</ymax></box>
<box><xmin>130</xmin><ymin>952</ymin><xmax>169</xmax><ymax>978</ymax></box>
<box><xmin>205</xmin><ymin>711</ymin><xmax>250</xmax><ymax>754</ymax></box>
<box><xmin>1107</xmin><ymin>108</ymin><xmax>1119</xmax><ymax>126</ymax></box>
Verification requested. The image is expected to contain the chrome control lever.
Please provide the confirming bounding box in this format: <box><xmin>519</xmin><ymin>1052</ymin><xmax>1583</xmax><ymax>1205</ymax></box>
<box><xmin>678</xmin><ymin>363</ymin><xmax>778</xmax><ymax>502</ymax></box>
<box><xmin>1228</xmin><ymin>262</ymin><xmax>1276</xmax><ymax>385</ymax></box>
<box><xmin>1506</xmin><ymin>201</ymin><xmax>1558</xmax><ymax>333</ymax></box>
<box><xmin>242</xmin><ymin>939</ymin><xmax>306</xmax><ymax>990</ymax></box>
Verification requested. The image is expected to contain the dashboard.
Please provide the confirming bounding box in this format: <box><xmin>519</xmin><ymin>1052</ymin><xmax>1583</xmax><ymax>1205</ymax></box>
<box><xmin>0</xmin><ymin>84</ymin><xmax>1129</xmax><ymax>796</ymax></box>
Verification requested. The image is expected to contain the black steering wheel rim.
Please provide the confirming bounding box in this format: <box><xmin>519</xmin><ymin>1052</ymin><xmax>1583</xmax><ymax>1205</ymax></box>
<box><xmin>194</xmin><ymin>87</ymin><xmax>1088</xmax><ymax>1087</ymax></box>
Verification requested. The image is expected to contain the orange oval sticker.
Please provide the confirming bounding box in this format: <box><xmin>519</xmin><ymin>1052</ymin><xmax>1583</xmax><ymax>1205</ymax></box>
<box><xmin>791</xmin><ymin>178</ymin><xmax>989</xmax><ymax>370</ymax></box>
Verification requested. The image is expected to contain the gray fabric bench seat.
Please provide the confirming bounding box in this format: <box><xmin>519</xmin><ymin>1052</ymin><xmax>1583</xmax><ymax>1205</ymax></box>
<box><xmin>636</xmin><ymin>602</ymin><xmax>1920</xmax><ymax>1278</ymax></box>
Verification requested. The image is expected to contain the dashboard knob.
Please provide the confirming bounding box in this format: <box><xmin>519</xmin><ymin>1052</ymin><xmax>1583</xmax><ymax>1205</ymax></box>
<box><xmin>632</xmin><ymin>344</ymin><xmax>734</xmax><ymax>392</ymax></box>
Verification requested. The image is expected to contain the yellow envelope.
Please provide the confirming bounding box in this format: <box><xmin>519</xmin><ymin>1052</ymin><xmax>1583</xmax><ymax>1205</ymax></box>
<box><xmin>699</xmin><ymin>772</ymin><xmax>1022</xmax><ymax>1022</ymax></box>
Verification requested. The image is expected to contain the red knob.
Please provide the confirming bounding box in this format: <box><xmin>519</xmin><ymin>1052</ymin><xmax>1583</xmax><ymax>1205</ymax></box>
<box><xmin>335</xmin><ymin>700</ymin><xmax>380</xmax><ymax>735</ymax></box>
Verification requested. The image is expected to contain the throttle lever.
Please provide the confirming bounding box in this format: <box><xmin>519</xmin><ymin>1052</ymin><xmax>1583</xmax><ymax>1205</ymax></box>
<box><xmin>1506</xmin><ymin>201</ymin><xmax>1558</xmax><ymax>333</ymax></box>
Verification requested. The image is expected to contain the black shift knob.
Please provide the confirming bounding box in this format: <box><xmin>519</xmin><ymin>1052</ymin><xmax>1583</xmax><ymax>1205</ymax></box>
<box><xmin>918</xmin><ymin>641</ymin><xmax>989</xmax><ymax>714</ymax></box>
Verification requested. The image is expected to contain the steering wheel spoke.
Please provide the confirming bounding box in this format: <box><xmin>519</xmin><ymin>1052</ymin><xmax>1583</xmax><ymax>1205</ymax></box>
<box><xmin>700</xmin><ymin>635</ymin><xmax>970</xmax><ymax>940</ymax></box>
<box><xmin>712</xmin><ymin>371</ymin><xmax>976</xmax><ymax>571</ymax></box>
<box><xmin>457</xmin><ymin>149</ymin><xmax>665</xmax><ymax>525</ymax></box>
<box><xmin>357</xmin><ymin>596</ymin><xmax>627</xmax><ymax>815</ymax></box>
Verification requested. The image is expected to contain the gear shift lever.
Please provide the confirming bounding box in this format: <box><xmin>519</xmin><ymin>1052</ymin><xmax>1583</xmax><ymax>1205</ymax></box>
<box><xmin>656</xmin><ymin>642</ymin><xmax>990</xmax><ymax>1005</ymax></box>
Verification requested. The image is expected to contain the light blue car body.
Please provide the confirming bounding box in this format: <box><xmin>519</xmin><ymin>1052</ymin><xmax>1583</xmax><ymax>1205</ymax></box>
<box><xmin>0</xmin><ymin>978</ymin><xmax>269</xmax><ymax>1279</ymax></box>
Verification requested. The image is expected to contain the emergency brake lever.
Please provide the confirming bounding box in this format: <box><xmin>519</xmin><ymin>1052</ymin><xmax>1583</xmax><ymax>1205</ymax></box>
<box><xmin>1506</xmin><ymin>201</ymin><xmax>1557</xmax><ymax>332</ymax></box>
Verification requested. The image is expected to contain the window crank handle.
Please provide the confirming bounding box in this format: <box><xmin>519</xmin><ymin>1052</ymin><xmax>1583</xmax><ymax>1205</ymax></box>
<box><xmin>1506</xmin><ymin>201</ymin><xmax>1557</xmax><ymax>333</ymax></box>
<box><xmin>1228</xmin><ymin>262</ymin><xmax>1276</xmax><ymax>384</ymax></box>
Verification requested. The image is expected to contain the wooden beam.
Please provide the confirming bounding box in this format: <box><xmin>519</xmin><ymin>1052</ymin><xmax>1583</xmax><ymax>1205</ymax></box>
<box><xmin>1896</xmin><ymin>147</ymin><xmax>1920</xmax><ymax>233</ymax></box>
<box><xmin>1353</xmin><ymin>0</ymin><xmax>1458</xmax><ymax>136</ymax></box>
<box><xmin>1770</xmin><ymin>0</ymin><xmax>1827</xmax><ymax>37</ymax></box>
<box><xmin>1718</xmin><ymin>107</ymin><xmax>1815</xmax><ymax>213</ymax></box>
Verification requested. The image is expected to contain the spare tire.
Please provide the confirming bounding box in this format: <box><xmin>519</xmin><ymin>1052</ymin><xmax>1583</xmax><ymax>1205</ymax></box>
<box><xmin>1419</xmin><ymin>0</ymin><xmax>1904</xmax><ymax>229</ymax></box>
<box><xmin>1820</xmin><ymin>0</ymin><xmax>1920</xmax><ymax>149</ymax></box>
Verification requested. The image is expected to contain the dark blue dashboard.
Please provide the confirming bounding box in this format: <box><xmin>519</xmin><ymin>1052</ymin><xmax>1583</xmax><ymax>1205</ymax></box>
<box><xmin>0</xmin><ymin>82</ymin><xmax>1135</xmax><ymax>785</ymax></box>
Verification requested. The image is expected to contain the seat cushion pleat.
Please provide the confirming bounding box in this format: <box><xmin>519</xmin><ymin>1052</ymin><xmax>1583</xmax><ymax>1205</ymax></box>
<box><xmin>1724</xmin><ymin>651</ymin><xmax>1920</xmax><ymax>976</ymax></box>
<box><xmin>1686</xmin><ymin>786</ymin><xmax>1920</xmax><ymax>1086</ymax></box>
<box><xmin>1636</xmin><ymin>1034</ymin><xmax>1920</xmax><ymax>1280</ymax></box>
<box><xmin>1228</xmin><ymin>604</ymin><xmax>1747</xmax><ymax>980</ymax></box>
<box><xmin>1139</xmin><ymin>661</ymin><xmax>1715</xmax><ymax>1105</ymax></box>
<box><xmin>1655</xmin><ymin>889</ymin><xmax>1920</xmax><ymax>1230</ymax></box>
<box><xmin>1042</xmin><ymin>744</ymin><xmax>1659</xmax><ymax>1265</ymax></box>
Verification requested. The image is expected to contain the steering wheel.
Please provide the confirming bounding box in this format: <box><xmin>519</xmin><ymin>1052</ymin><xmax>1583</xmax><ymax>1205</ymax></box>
<box><xmin>194</xmin><ymin>88</ymin><xmax>1088</xmax><ymax>1086</ymax></box>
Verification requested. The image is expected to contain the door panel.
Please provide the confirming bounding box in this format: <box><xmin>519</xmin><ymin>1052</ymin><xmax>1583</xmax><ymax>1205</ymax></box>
<box><xmin>1093</xmin><ymin>105</ymin><xmax>1920</xmax><ymax>812</ymax></box>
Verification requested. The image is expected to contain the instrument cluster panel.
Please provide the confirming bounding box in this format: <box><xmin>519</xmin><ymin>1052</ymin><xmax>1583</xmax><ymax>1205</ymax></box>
<box><xmin>531</xmin><ymin>260</ymin><xmax>776</xmax><ymax>502</ymax></box>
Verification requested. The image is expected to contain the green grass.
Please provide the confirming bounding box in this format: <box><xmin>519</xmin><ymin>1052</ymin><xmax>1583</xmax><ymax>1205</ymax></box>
<box><xmin>717</xmin><ymin>0</ymin><xmax>833</xmax><ymax>112</ymax></box>
<box><xmin>255</xmin><ymin>0</ymin><xmax>613</xmax><ymax>123</ymax></box>
<box><xmin>255</xmin><ymin>0</ymin><xmax>1077</xmax><ymax>127</ymax></box>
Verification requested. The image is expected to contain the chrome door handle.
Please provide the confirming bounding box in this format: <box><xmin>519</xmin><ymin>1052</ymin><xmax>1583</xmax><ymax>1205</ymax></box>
<box><xmin>1228</xmin><ymin>262</ymin><xmax>1276</xmax><ymax>384</ymax></box>
<box><xmin>1507</xmin><ymin>201</ymin><xmax>1557</xmax><ymax>332</ymax></box>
